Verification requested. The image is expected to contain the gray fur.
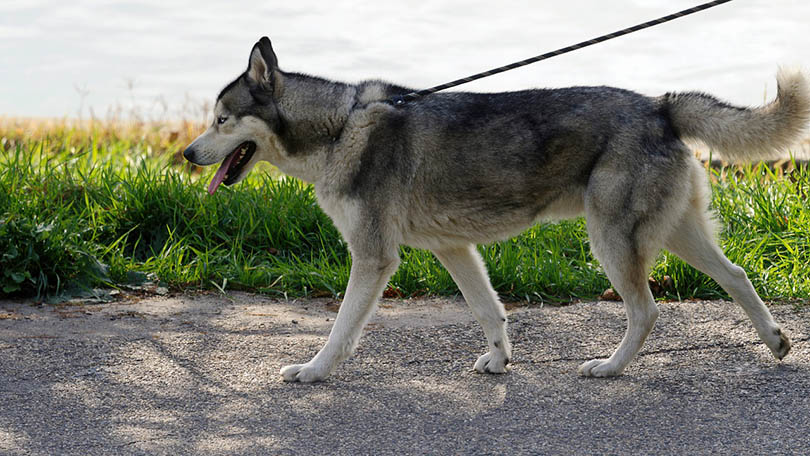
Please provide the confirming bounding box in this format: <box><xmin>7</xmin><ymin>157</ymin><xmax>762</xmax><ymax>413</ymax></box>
<box><xmin>185</xmin><ymin>37</ymin><xmax>809</xmax><ymax>382</ymax></box>
<box><xmin>665</xmin><ymin>68</ymin><xmax>810</xmax><ymax>160</ymax></box>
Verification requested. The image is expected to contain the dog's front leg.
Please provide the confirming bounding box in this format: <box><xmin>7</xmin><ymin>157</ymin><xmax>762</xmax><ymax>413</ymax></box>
<box><xmin>281</xmin><ymin>253</ymin><xmax>400</xmax><ymax>382</ymax></box>
<box><xmin>434</xmin><ymin>245</ymin><xmax>511</xmax><ymax>374</ymax></box>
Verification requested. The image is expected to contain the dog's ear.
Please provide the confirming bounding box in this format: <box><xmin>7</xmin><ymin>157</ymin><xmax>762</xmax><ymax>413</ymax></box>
<box><xmin>246</xmin><ymin>36</ymin><xmax>278</xmax><ymax>90</ymax></box>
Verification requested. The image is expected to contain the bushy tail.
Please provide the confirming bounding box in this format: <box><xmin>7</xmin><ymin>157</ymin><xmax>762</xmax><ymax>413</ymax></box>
<box><xmin>663</xmin><ymin>68</ymin><xmax>810</xmax><ymax>161</ymax></box>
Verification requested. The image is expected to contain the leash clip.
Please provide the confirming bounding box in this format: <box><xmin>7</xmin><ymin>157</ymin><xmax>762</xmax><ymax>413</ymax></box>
<box><xmin>388</xmin><ymin>95</ymin><xmax>407</xmax><ymax>107</ymax></box>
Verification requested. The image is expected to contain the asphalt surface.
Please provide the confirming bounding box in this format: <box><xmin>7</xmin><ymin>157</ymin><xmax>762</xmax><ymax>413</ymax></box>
<box><xmin>1</xmin><ymin>292</ymin><xmax>809</xmax><ymax>455</ymax></box>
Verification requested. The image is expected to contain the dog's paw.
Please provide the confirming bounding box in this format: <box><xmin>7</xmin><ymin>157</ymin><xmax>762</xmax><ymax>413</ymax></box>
<box><xmin>280</xmin><ymin>362</ymin><xmax>330</xmax><ymax>383</ymax></box>
<box><xmin>578</xmin><ymin>358</ymin><xmax>624</xmax><ymax>377</ymax></box>
<box><xmin>474</xmin><ymin>351</ymin><xmax>510</xmax><ymax>374</ymax></box>
<box><xmin>765</xmin><ymin>327</ymin><xmax>791</xmax><ymax>360</ymax></box>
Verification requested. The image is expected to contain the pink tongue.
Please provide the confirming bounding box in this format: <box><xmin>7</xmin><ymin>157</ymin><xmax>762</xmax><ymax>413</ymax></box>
<box><xmin>207</xmin><ymin>151</ymin><xmax>238</xmax><ymax>195</ymax></box>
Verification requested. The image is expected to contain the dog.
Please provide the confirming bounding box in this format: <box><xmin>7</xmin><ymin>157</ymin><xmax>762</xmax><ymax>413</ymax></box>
<box><xmin>184</xmin><ymin>37</ymin><xmax>809</xmax><ymax>382</ymax></box>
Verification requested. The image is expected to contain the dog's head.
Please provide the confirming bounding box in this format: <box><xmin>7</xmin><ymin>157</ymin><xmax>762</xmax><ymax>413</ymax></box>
<box><xmin>184</xmin><ymin>37</ymin><xmax>286</xmax><ymax>194</ymax></box>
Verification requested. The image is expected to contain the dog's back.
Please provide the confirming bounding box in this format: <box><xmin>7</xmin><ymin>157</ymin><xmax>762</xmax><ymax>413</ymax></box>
<box><xmin>341</xmin><ymin>72</ymin><xmax>809</xmax><ymax>248</ymax></box>
<box><xmin>343</xmin><ymin>85</ymin><xmax>688</xmax><ymax>246</ymax></box>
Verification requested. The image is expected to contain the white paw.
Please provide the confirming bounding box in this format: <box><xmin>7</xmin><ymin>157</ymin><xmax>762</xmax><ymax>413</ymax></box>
<box><xmin>764</xmin><ymin>327</ymin><xmax>791</xmax><ymax>360</ymax></box>
<box><xmin>577</xmin><ymin>358</ymin><xmax>624</xmax><ymax>377</ymax></box>
<box><xmin>280</xmin><ymin>362</ymin><xmax>330</xmax><ymax>383</ymax></box>
<box><xmin>474</xmin><ymin>351</ymin><xmax>511</xmax><ymax>374</ymax></box>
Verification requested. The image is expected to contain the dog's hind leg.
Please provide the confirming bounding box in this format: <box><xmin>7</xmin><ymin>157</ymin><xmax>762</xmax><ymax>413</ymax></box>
<box><xmin>664</xmin><ymin>171</ymin><xmax>791</xmax><ymax>360</ymax></box>
<box><xmin>577</xmin><ymin>154</ymin><xmax>685</xmax><ymax>377</ymax></box>
<box><xmin>578</xmin><ymin>216</ymin><xmax>661</xmax><ymax>377</ymax></box>
<box><xmin>434</xmin><ymin>244</ymin><xmax>511</xmax><ymax>374</ymax></box>
<box><xmin>280</xmin><ymin>248</ymin><xmax>400</xmax><ymax>382</ymax></box>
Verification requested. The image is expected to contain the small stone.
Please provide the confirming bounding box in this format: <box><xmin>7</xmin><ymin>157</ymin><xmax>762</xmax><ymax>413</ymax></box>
<box><xmin>600</xmin><ymin>288</ymin><xmax>622</xmax><ymax>301</ymax></box>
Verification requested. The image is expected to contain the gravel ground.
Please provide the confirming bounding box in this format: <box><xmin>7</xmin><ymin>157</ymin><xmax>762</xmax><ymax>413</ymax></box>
<box><xmin>1</xmin><ymin>292</ymin><xmax>809</xmax><ymax>455</ymax></box>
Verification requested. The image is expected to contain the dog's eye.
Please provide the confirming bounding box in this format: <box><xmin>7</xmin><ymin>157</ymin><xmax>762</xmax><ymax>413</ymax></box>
<box><xmin>217</xmin><ymin>116</ymin><xmax>228</xmax><ymax>125</ymax></box>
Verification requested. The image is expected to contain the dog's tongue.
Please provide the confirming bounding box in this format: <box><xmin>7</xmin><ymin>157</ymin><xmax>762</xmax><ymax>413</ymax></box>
<box><xmin>207</xmin><ymin>151</ymin><xmax>238</xmax><ymax>195</ymax></box>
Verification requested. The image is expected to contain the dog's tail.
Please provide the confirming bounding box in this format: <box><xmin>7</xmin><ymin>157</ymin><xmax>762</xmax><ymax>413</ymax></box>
<box><xmin>663</xmin><ymin>68</ymin><xmax>810</xmax><ymax>161</ymax></box>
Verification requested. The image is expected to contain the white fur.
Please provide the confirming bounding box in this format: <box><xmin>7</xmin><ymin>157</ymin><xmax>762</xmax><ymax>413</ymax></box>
<box><xmin>433</xmin><ymin>245</ymin><xmax>511</xmax><ymax>373</ymax></box>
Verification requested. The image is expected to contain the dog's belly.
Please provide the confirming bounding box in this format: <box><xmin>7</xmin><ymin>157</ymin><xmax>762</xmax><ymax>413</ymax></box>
<box><xmin>401</xmin><ymin>191</ymin><xmax>585</xmax><ymax>250</ymax></box>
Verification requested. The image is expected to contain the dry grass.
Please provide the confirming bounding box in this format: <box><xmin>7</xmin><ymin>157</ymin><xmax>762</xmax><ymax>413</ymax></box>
<box><xmin>0</xmin><ymin>116</ymin><xmax>207</xmax><ymax>157</ymax></box>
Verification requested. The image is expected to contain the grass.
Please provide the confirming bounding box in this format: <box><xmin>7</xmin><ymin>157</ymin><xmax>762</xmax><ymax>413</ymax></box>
<box><xmin>1</xmin><ymin>118</ymin><xmax>809</xmax><ymax>303</ymax></box>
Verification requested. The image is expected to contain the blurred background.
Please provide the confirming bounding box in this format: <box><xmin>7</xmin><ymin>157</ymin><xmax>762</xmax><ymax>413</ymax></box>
<box><xmin>1</xmin><ymin>0</ymin><xmax>809</xmax><ymax>123</ymax></box>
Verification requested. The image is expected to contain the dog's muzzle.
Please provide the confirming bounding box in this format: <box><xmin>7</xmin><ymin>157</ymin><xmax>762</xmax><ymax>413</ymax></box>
<box><xmin>183</xmin><ymin>146</ymin><xmax>196</xmax><ymax>162</ymax></box>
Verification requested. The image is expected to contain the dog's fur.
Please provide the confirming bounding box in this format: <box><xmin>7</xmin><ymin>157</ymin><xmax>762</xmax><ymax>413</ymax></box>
<box><xmin>185</xmin><ymin>37</ymin><xmax>810</xmax><ymax>382</ymax></box>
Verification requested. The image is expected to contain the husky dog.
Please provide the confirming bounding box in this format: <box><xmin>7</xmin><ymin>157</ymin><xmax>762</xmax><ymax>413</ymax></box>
<box><xmin>184</xmin><ymin>37</ymin><xmax>809</xmax><ymax>382</ymax></box>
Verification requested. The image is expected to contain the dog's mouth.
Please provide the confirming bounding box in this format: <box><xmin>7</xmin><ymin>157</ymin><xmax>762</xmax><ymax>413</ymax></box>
<box><xmin>207</xmin><ymin>141</ymin><xmax>256</xmax><ymax>195</ymax></box>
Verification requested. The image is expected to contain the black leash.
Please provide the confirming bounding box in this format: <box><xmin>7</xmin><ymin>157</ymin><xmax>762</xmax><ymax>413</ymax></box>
<box><xmin>388</xmin><ymin>0</ymin><xmax>734</xmax><ymax>106</ymax></box>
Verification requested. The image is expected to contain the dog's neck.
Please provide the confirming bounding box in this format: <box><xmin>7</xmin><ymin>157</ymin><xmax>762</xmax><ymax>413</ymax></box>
<box><xmin>271</xmin><ymin>73</ymin><xmax>356</xmax><ymax>183</ymax></box>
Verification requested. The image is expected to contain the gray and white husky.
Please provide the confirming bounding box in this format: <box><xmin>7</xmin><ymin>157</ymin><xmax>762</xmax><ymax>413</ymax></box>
<box><xmin>184</xmin><ymin>37</ymin><xmax>809</xmax><ymax>382</ymax></box>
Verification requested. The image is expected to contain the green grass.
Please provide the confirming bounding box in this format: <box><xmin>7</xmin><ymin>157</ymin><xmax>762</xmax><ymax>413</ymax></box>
<box><xmin>1</xmin><ymin>129</ymin><xmax>809</xmax><ymax>303</ymax></box>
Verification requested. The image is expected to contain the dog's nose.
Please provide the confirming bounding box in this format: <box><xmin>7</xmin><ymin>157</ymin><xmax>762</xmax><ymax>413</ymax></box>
<box><xmin>183</xmin><ymin>146</ymin><xmax>195</xmax><ymax>162</ymax></box>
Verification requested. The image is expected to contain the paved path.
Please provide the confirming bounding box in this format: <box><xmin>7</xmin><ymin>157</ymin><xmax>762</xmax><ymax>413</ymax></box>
<box><xmin>1</xmin><ymin>292</ymin><xmax>809</xmax><ymax>455</ymax></box>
